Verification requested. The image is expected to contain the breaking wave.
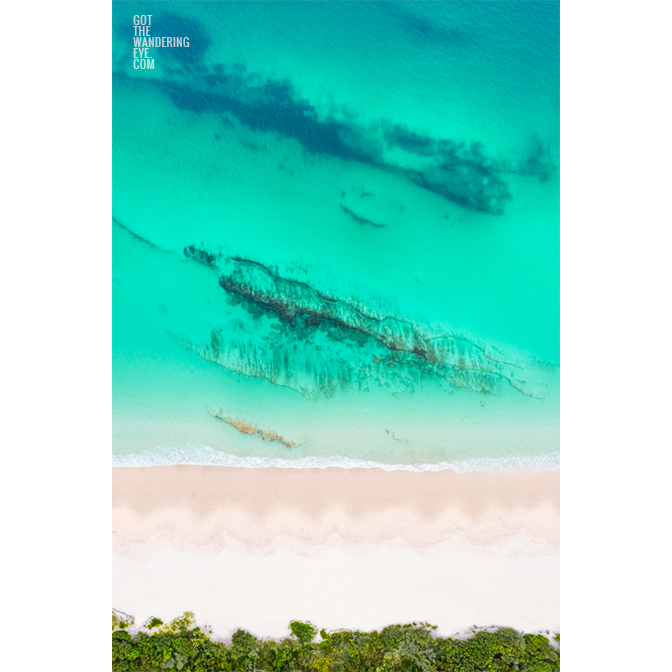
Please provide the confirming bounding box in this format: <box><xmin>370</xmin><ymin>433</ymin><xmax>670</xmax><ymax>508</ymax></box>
<box><xmin>112</xmin><ymin>444</ymin><xmax>559</xmax><ymax>473</ymax></box>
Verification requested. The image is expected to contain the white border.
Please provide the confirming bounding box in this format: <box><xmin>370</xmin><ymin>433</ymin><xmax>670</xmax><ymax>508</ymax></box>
<box><xmin>3</xmin><ymin>0</ymin><xmax>111</xmax><ymax>664</ymax></box>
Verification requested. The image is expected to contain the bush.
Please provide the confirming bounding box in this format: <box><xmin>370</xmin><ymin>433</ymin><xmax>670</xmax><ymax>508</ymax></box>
<box><xmin>289</xmin><ymin>620</ymin><xmax>318</xmax><ymax>644</ymax></box>
<box><xmin>111</xmin><ymin>614</ymin><xmax>560</xmax><ymax>672</ymax></box>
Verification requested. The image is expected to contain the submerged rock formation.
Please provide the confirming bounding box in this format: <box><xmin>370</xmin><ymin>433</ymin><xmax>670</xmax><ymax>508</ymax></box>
<box><xmin>115</xmin><ymin>62</ymin><xmax>519</xmax><ymax>215</ymax></box>
<box><xmin>405</xmin><ymin>161</ymin><xmax>511</xmax><ymax>215</ymax></box>
<box><xmin>208</xmin><ymin>408</ymin><xmax>296</xmax><ymax>448</ymax></box>
<box><xmin>182</xmin><ymin>245</ymin><xmax>545</xmax><ymax>400</ymax></box>
<box><xmin>515</xmin><ymin>134</ymin><xmax>558</xmax><ymax>182</ymax></box>
<box><xmin>340</xmin><ymin>204</ymin><xmax>386</xmax><ymax>228</ymax></box>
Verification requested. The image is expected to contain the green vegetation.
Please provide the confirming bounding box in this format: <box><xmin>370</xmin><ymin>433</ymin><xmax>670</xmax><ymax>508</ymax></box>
<box><xmin>112</xmin><ymin>613</ymin><xmax>560</xmax><ymax>672</ymax></box>
<box><xmin>289</xmin><ymin>621</ymin><xmax>318</xmax><ymax>644</ymax></box>
<box><xmin>113</xmin><ymin>609</ymin><xmax>135</xmax><ymax>632</ymax></box>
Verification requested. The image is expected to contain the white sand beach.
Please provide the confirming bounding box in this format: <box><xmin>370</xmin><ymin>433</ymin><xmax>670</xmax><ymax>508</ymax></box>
<box><xmin>113</xmin><ymin>466</ymin><xmax>559</xmax><ymax>638</ymax></box>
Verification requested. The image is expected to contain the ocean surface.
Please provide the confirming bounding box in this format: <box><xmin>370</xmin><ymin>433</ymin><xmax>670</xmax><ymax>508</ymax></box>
<box><xmin>112</xmin><ymin>1</ymin><xmax>559</xmax><ymax>471</ymax></box>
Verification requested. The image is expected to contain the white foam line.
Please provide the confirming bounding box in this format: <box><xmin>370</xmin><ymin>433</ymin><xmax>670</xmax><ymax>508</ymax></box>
<box><xmin>112</xmin><ymin>444</ymin><xmax>559</xmax><ymax>473</ymax></box>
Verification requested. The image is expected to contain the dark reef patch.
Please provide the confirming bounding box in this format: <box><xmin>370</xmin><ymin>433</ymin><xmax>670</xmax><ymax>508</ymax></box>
<box><xmin>153</xmin><ymin>68</ymin><xmax>511</xmax><ymax>214</ymax></box>
<box><xmin>516</xmin><ymin>134</ymin><xmax>558</xmax><ymax>181</ymax></box>
<box><xmin>405</xmin><ymin>162</ymin><xmax>511</xmax><ymax>215</ymax></box>
<box><xmin>184</xmin><ymin>244</ymin><xmax>219</xmax><ymax>270</ymax></box>
<box><xmin>115</xmin><ymin>58</ymin><xmax>520</xmax><ymax>215</ymax></box>
<box><xmin>182</xmin><ymin>244</ymin><xmax>543</xmax><ymax>399</ymax></box>
<box><xmin>114</xmin><ymin>205</ymin><xmax>550</xmax><ymax>401</ymax></box>
<box><xmin>382</xmin><ymin>123</ymin><xmax>436</xmax><ymax>156</ymax></box>
<box><xmin>158</xmin><ymin>74</ymin><xmax>371</xmax><ymax>164</ymax></box>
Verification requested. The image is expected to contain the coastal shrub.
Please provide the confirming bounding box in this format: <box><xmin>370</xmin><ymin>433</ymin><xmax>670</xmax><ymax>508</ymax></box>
<box><xmin>289</xmin><ymin>620</ymin><xmax>318</xmax><ymax>644</ymax></box>
<box><xmin>112</xmin><ymin>616</ymin><xmax>560</xmax><ymax>672</ymax></box>
<box><xmin>113</xmin><ymin>609</ymin><xmax>135</xmax><ymax>631</ymax></box>
<box><xmin>519</xmin><ymin>634</ymin><xmax>560</xmax><ymax>672</ymax></box>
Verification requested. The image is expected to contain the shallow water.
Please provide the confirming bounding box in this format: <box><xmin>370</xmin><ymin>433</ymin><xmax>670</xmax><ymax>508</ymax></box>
<box><xmin>112</xmin><ymin>1</ymin><xmax>559</xmax><ymax>470</ymax></box>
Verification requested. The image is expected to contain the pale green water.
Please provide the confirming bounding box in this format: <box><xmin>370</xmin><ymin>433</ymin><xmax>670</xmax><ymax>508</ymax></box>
<box><xmin>112</xmin><ymin>1</ymin><xmax>559</xmax><ymax>469</ymax></box>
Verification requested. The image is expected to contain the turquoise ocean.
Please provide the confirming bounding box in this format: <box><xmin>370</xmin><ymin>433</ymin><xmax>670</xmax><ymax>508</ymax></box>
<box><xmin>112</xmin><ymin>1</ymin><xmax>559</xmax><ymax>471</ymax></box>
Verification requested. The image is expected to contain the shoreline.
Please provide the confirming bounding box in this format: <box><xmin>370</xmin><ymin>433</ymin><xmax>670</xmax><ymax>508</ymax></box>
<box><xmin>112</xmin><ymin>449</ymin><xmax>560</xmax><ymax>473</ymax></box>
<box><xmin>113</xmin><ymin>465</ymin><xmax>559</xmax><ymax>553</ymax></box>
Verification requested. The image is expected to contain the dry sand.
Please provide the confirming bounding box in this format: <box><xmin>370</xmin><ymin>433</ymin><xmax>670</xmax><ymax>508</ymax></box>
<box><xmin>113</xmin><ymin>465</ymin><xmax>559</xmax><ymax>638</ymax></box>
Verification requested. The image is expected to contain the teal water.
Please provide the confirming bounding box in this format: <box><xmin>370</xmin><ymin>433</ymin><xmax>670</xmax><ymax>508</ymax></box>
<box><xmin>112</xmin><ymin>1</ymin><xmax>559</xmax><ymax>470</ymax></box>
